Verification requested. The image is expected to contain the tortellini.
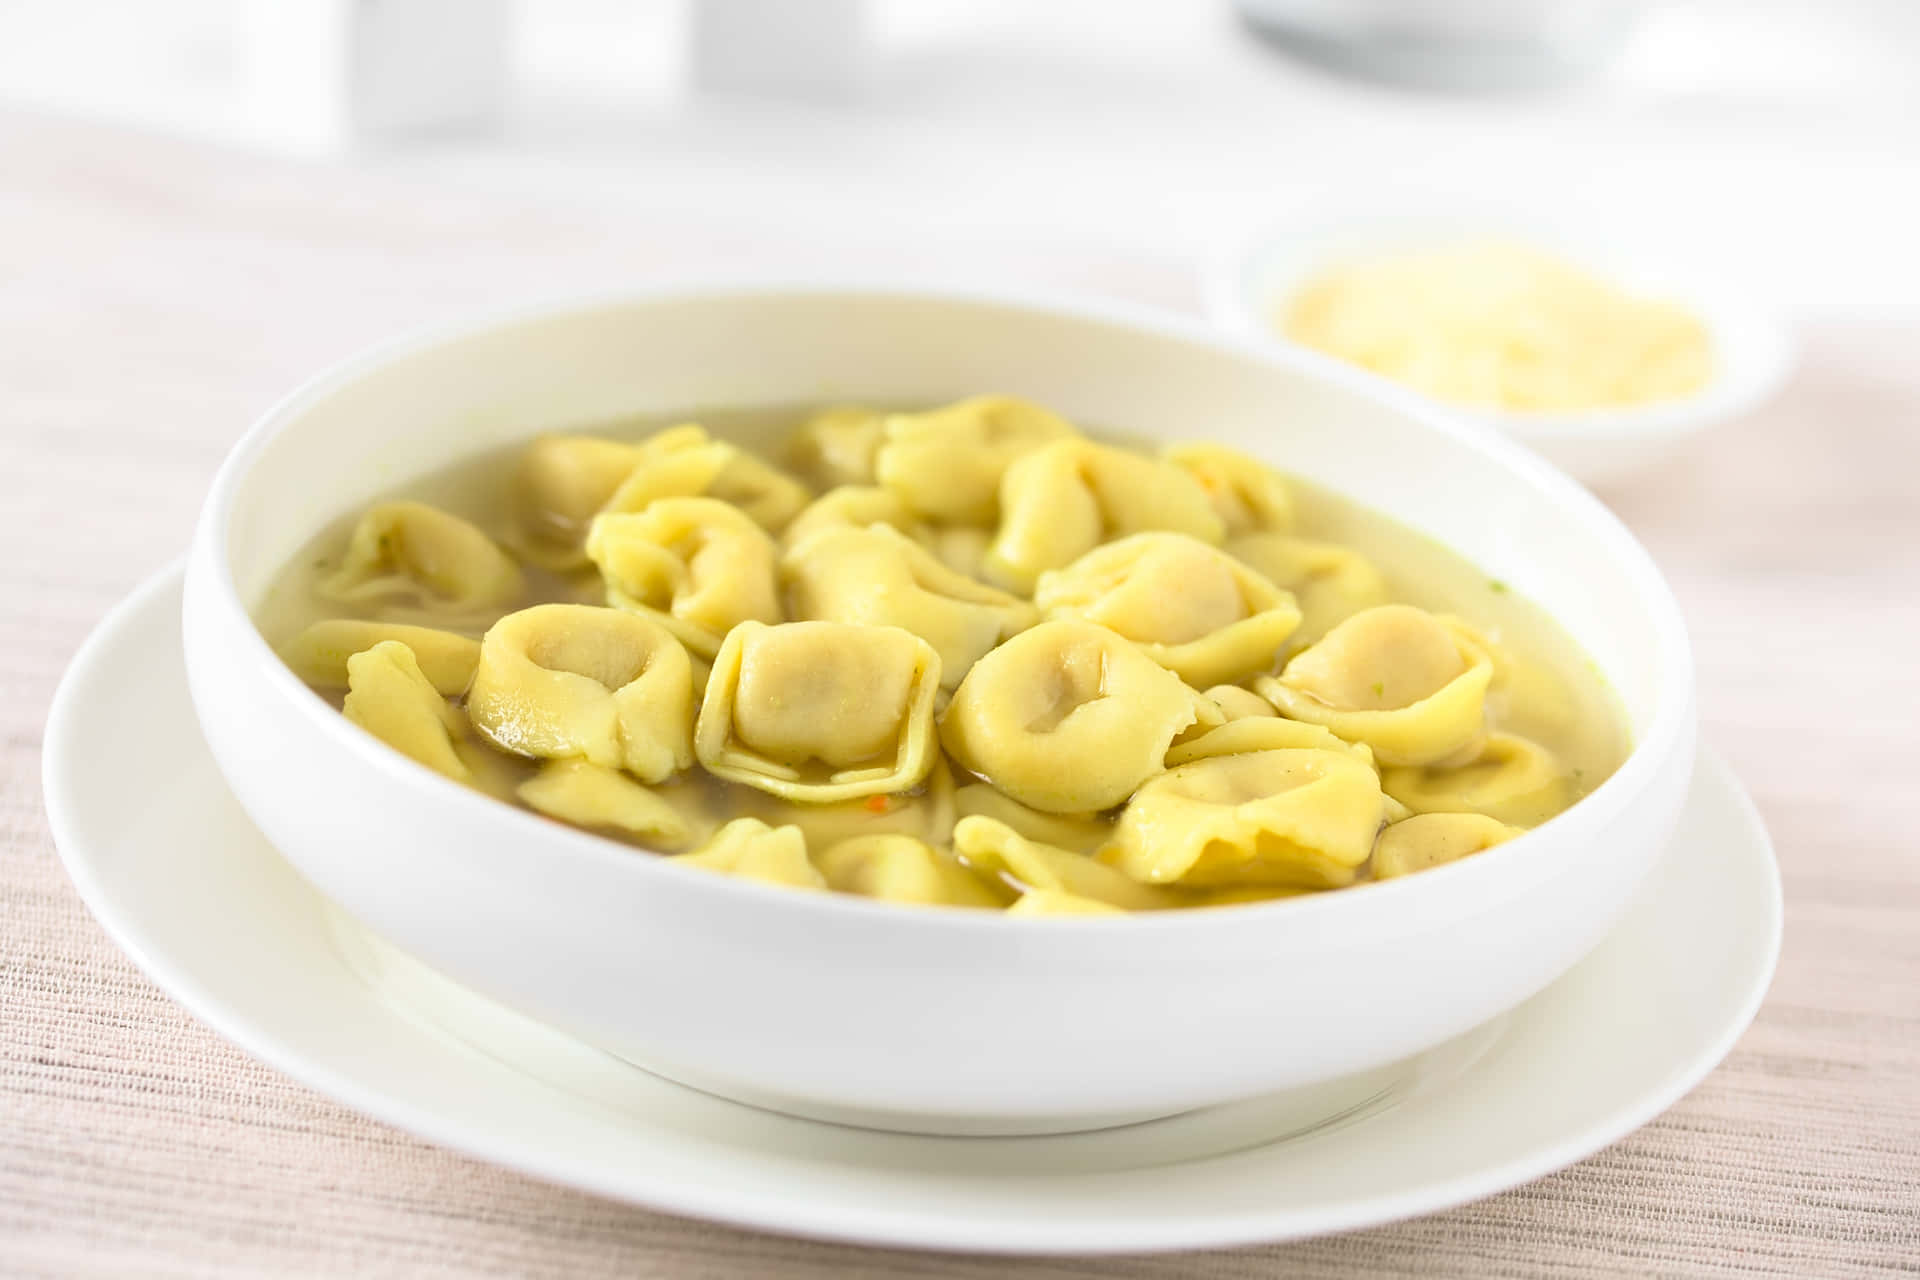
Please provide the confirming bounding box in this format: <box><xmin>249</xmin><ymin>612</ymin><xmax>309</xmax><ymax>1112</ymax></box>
<box><xmin>1105</xmin><ymin>748</ymin><xmax>1389</xmax><ymax>889</ymax></box>
<box><xmin>983</xmin><ymin>439</ymin><xmax>1225</xmax><ymax>593</ymax></box>
<box><xmin>341</xmin><ymin>640</ymin><xmax>472</xmax><ymax>783</ymax></box>
<box><xmin>601</xmin><ymin>424</ymin><xmax>811</xmax><ymax>533</ymax></box>
<box><xmin>1163</xmin><ymin>714</ymin><xmax>1373</xmax><ymax>769</ymax></box>
<box><xmin>321</xmin><ymin>501</ymin><xmax>523</xmax><ymax>614</ymax></box>
<box><xmin>953</xmin><ymin>817</ymin><xmax>1177</xmax><ymax>912</ymax></box>
<box><xmin>874</xmin><ymin>395</ymin><xmax>1077</xmax><ymax>524</ymax></box>
<box><xmin>1228</xmin><ymin>534</ymin><xmax>1390</xmax><ymax>646</ymax></box>
<box><xmin>1381</xmin><ymin>732</ymin><xmax>1573</xmax><ymax>828</ymax></box>
<box><xmin>1256</xmin><ymin>604</ymin><xmax>1493</xmax><ymax>767</ymax></box>
<box><xmin>695</xmin><ymin>620</ymin><xmax>941</xmax><ymax>801</ymax></box>
<box><xmin>282</xmin><ymin>620</ymin><xmax>480</xmax><ymax>696</ymax></box>
<box><xmin>1204</xmin><ymin>683</ymin><xmax>1279</xmax><ymax>722</ymax></box>
<box><xmin>586</xmin><ymin>498</ymin><xmax>782</xmax><ymax>658</ymax></box>
<box><xmin>939</xmin><ymin>620</ymin><xmax>1218</xmax><ymax>814</ymax></box>
<box><xmin>787</xmin><ymin>406</ymin><xmax>887</xmax><ymax>490</ymax></box>
<box><xmin>279</xmin><ymin>398</ymin><xmax>1623</xmax><ymax>916</ymax></box>
<box><xmin>816</xmin><ymin>834</ymin><xmax>1006</xmax><ymax>908</ymax></box>
<box><xmin>1034</xmin><ymin>533</ymin><xmax>1300</xmax><ymax>687</ymax></box>
<box><xmin>1372</xmin><ymin>812</ymin><xmax>1522</xmax><ymax>880</ymax></box>
<box><xmin>781</xmin><ymin>485</ymin><xmax>926</xmax><ymax>552</ymax></box>
<box><xmin>1164</xmin><ymin>443</ymin><xmax>1293</xmax><ymax>536</ymax></box>
<box><xmin>673</xmin><ymin>818</ymin><xmax>825</xmax><ymax>889</ymax></box>
<box><xmin>467</xmin><ymin>603</ymin><xmax>695</xmax><ymax>783</ymax></box>
<box><xmin>512</xmin><ymin>434</ymin><xmax>645</xmax><ymax>568</ymax></box>
<box><xmin>784</xmin><ymin>525</ymin><xmax>1037</xmax><ymax>689</ymax></box>
<box><xmin>517</xmin><ymin>760</ymin><xmax>696</xmax><ymax>849</ymax></box>
<box><xmin>952</xmin><ymin>783</ymin><xmax>1109</xmax><ymax>854</ymax></box>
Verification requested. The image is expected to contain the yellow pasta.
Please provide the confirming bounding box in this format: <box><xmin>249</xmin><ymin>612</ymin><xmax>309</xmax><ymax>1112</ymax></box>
<box><xmin>268</xmin><ymin>397</ymin><xmax>1627</xmax><ymax>913</ymax></box>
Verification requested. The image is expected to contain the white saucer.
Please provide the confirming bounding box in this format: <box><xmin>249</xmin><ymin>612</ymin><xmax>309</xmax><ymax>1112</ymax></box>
<box><xmin>43</xmin><ymin>565</ymin><xmax>1781</xmax><ymax>1255</ymax></box>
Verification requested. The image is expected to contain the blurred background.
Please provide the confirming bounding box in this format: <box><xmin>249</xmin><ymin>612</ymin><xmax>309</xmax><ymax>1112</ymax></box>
<box><xmin>1</xmin><ymin>0</ymin><xmax>1915</xmax><ymax>310</ymax></box>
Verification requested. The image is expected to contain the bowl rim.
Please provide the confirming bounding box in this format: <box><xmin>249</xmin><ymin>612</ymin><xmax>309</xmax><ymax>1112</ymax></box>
<box><xmin>1200</xmin><ymin>206</ymin><xmax>1798</xmax><ymax>448</ymax></box>
<box><xmin>189</xmin><ymin>278</ymin><xmax>1695</xmax><ymax>933</ymax></box>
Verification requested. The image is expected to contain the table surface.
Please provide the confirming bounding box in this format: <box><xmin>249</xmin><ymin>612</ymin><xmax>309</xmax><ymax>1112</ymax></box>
<box><xmin>2</xmin><ymin>109</ymin><xmax>1916</xmax><ymax>1277</ymax></box>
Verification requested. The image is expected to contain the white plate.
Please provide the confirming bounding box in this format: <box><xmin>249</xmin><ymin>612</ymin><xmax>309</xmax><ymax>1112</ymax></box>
<box><xmin>1203</xmin><ymin>207</ymin><xmax>1797</xmax><ymax>487</ymax></box>
<box><xmin>44</xmin><ymin>564</ymin><xmax>1782</xmax><ymax>1255</ymax></box>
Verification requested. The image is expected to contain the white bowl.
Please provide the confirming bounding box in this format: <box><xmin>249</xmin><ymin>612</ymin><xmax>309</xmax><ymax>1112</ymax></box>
<box><xmin>182</xmin><ymin>285</ymin><xmax>1696</xmax><ymax>1136</ymax></box>
<box><xmin>1203</xmin><ymin>209</ymin><xmax>1797</xmax><ymax>487</ymax></box>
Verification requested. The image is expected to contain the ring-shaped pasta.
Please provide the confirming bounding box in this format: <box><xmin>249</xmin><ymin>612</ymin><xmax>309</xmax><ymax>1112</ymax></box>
<box><xmin>281</xmin><ymin>620</ymin><xmax>480</xmax><ymax>697</ymax></box>
<box><xmin>1227</xmin><ymin>533</ymin><xmax>1391</xmax><ymax>647</ymax></box>
<box><xmin>983</xmin><ymin>439</ymin><xmax>1226</xmax><ymax>593</ymax></box>
<box><xmin>780</xmin><ymin>485</ymin><xmax>928</xmax><ymax>553</ymax></box>
<box><xmin>1104</xmin><ymin>747</ymin><xmax>1388</xmax><ymax>889</ymax></box>
<box><xmin>1163</xmin><ymin>715</ymin><xmax>1374</xmax><ymax>769</ymax></box>
<box><xmin>1034</xmin><ymin>533</ymin><xmax>1300</xmax><ymax>688</ymax></box>
<box><xmin>1163</xmin><ymin>443</ymin><xmax>1293</xmax><ymax>536</ymax></box>
<box><xmin>321</xmin><ymin>501</ymin><xmax>523</xmax><ymax>615</ymax></box>
<box><xmin>737</xmin><ymin>761</ymin><xmax>956</xmax><ymax>850</ymax></box>
<box><xmin>938</xmin><ymin>619</ymin><xmax>1217</xmax><ymax>814</ymax></box>
<box><xmin>786</xmin><ymin>406</ymin><xmax>888</xmax><ymax>490</ymax></box>
<box><xmin>952</xmin><ymin>816</ymin><xmax>1176</xmax><ymax>911</ymax></box>
<box><xmin>695</xmin><ymin>621</ymin><xmax>942</xmax><ymax>802</ymax></box>
<box><xmin>1203</xmin><ymin>683</ymin><xmax>1280</xmax><ymax>723</ymax></box>
<box><xmin>341</xmin><ymin>640</ymin><xmax>473</xmax><ymax>783</ymax></box>
<box><xmin>586</xmin><ymin>498</ymin><xmax>782</xmax><ymax>658</ymax></box>
<box><xmin>1255</xmin><ymin>604</ymin><xmax>1493</xmax><ymax>767</ymax></box>
<box><xmin>816</xmin><ymin>834</ymin><xmax>1007</xmax><ymax>908</ymax></box>
<box><xmin>951</xmin><ymin>782</ymin><xmax>1108</xmax><ymax>854</ymax></box>
<box><xmin>511</xmin><ymin>434</ymin><xmax>645</xmax><ymax>568</ymax></box>
<box><xmin>1381</xmin><ymin>731</ymin><xmax>1574</xmax><ymax>827</ymax></box>
<box><xmin>467</xmin><ymin>603</ymin><xmax>695</xmax><ymax>783</ymax></box>
<box><xmin>672</xmin><ymin>818</ymin><xmax>825</xmax><ymax>889</ymax></box>
<box><xmin>874</xmin><ymin>395</ymin><xmax>1078</xmax><ymax>525</ymax></box>
<box><xmin>600</xmin><ymin>424</ymin><xmax>811</xmax><ymax>533</ymax></box>
<box><xmin>1372</xmin><ymin>812</ymin><xmax>1522</xmax><ymax>880</ymax></box>
<box><xmin>785</xmin><ymin>525</ymin><xmax>1038</xmax><ymax>690</ymax></box>
<box><xmin>516</xmin><ymin>759</ymin><xmax>696</xmax><ymax>850</ymax></box>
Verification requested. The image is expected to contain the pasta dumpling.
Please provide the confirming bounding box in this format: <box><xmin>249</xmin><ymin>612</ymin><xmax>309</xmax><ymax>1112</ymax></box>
<box><xmin>939</xmin><ymin>619</ymin><xmax>1218</xmax><ymax>813</ymax></box>
<box><xmin>341</xmin><ymin>640</ymin><xmax>472</xmax><ymax>783</ymax></box>
<box><xmin>1163</xmin><ymin>714</ymin><xmax>1373</xmax><ymax>769</ymax></box>
<box><xmin>1256</xmin><ymin>604</ymin><xmax>1492</xmax><ymax>767</ymax></box>
<box><xmin>1204</xmin><ymin>683</ymin><xmax>1279</xmax><ymax>722</ymax></box>
<box><xmin>1164</xmin><ymin>443</ymin><xmax>1293</xmax><ymax>536</ymax></box>
<box><xmin>785</xmin><ymin>526</ymin><xmax>1038</xmax><ymax>689</ymax></box>
<box><xmin>740</xmin><ymin>763</ymin><xmax>956</xmax><ymax>849</ymax></box>
<box><xmin>467</xmin><ymin>603</ymin><xmax>695</xmax><ymax>783</ymax></box>
<box><xmin>512</xmin><ymin>434</ymin><xmax>645</xmax><ymax>567</ymax></box>
<box><xmin>874</xmin><ymin>395</ymin><xmax>1078</xmax><ymax>525</ymax></box>
<box><xmin>281</xmin><ymin>620</ymin><xmax>480</xmax><ymax>697</ymax></box>
<box><xmin>1105</xmin><ymin>747</ymin><xmax>1388</xmax><ymax>889</ymax></box>
<box><xmin>781</xmin><ymin>485</ymin><xmax>927</xmax><ymax>552</ymax></box>
<box><xmin>600</xmin><ymin>424</ymin><xmax>811</xmax><ymax>533</ymax></box>
<box><xmin>585</xmin><ymin>498</ymin><xmax>782</xmax><ymax>658</ymax></box>
<box><xmin>952</xmin><ymin>816</ymin><xmax>1176</xmax><ymax>911</ymax></box>
<box><xmin>695</xmin><ymin>621</ymin><xmax>941</xmax><ymax>801</ymax></box>
<box><xmin>786</xmin><ymin>406</ymin><xmax>887</xmax><ymax>490</ymax></box>
<box><xmin>816</xmin><ymin>834</ymin><xmax>1006</xmax><ymax>908</ymax></box>
<box><xmin>1034</xmin><ymin>533</ymin><xmax>1300</xmax><ymax>687</ymax></box>
<box><xmin>983</xmin><ymin>439</ymin><xmax>1225</xmax><ymax>593</ymax></box>
<box><xmin>1372</xmin><ymin>812</ymin><xmax>1522</xmax><ymax>880</ymax></box>
<box><xmin>517</xmin><ymin>759</ymin><xmax>696</xmax><ymax>849</ymax></box>
<box><xmin>673</xmin><ymin>818</ymin><xmax>825</xmax><ymax>889</ymax></box>
<box><xmin>321</xmin><ymin>501</ymin><xmax>523</xmax><ymax>614</ymax></box>
<box><xmin>1381</xmin><ymin>732</ymin><xmax>1573</xmax><ymax>827</ymax></box>
<box><xmin>1227</xmin><ymin>534</ymin><xmax>1390</xmax><ymax>647</ymax></box>
<box><xmin>952</xmin><ymin>783</ymin><xmax>1108</xmax><ymax>854</ymax></box>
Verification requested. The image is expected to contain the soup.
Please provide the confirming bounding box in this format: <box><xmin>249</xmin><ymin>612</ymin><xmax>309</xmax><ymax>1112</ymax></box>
<box><xmin>256</xmin><ymin>397</ymin><xmax>1628</xmax><ymax>914</ymax></box>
